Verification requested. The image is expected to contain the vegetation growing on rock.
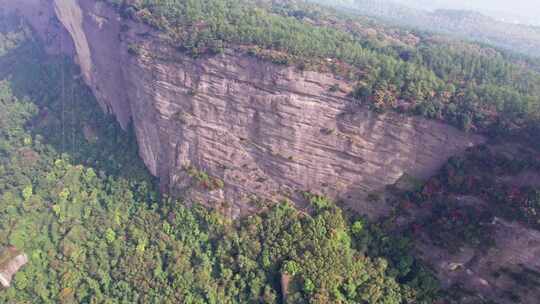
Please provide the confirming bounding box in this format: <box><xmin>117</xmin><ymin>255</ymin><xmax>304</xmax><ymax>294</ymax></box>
<box><xmin>108</xmin><ymin>0</ymin><xmax>540</xmax><ymax>136</ymax></box>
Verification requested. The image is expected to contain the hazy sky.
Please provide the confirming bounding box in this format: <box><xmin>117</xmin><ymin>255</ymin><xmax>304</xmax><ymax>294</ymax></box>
<box><xmin>395</xmin><ymin>0</ymin><xmax>540</xmax><ymax>25</ymax></box>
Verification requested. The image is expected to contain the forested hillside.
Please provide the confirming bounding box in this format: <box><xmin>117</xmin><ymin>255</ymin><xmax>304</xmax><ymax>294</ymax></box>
<box><xmin>0</xmin><ymin>12</ymin><xmax>438</xmax><ymax>303</ymax></box>
<box><xmin>108</xmin><ymin>0</ymin><xmax>540</xmax><ymax>137</ymax></box>
<box><xmin>310</xmin><ymin>0</ymin><xmax>540</xmax><ymax>58</ymax></box>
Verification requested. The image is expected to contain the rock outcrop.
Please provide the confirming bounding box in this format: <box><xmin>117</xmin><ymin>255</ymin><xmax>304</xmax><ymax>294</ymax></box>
<box><xmin>2</xmin><ymin>0</ymin><xmax>484</xmax><ymax>217</ymax></box>
<box><xmin>0</xmin><ymin>247</ymin><xmax>28</xmax><ymax>288</ymax></box>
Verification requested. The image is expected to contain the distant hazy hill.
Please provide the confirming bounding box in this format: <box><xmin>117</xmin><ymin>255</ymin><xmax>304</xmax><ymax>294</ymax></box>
<box><xmin>309</xmin><ymin>0</ymin><xmax>540</xmax><ymax>57</ymax></box>
<box><xmin>396</xmin><ymin>0</ymin><xmax>540</xmax><ymax>26</ymax></box>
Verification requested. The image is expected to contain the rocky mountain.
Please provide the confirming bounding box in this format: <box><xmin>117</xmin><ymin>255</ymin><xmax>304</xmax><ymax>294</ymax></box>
<box><xmin>3</xmin><ymin>1</ymin><xmax>540</xmax><ymax>303</ymax></box>
<box><xmin>1</xmin><ymin>0</ymin><xmax>482</xmax><ymax>218</ymax></box>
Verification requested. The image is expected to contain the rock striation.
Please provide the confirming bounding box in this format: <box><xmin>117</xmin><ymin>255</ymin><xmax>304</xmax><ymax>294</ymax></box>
<box><xmin>2</xmin><ymin>0</ymin><xmax>484</xmax><ymax>217</ymax></box>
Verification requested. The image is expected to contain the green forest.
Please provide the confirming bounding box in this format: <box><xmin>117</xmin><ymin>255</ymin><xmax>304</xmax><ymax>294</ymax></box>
<box><xmin>0</xmin><ymin>11</ymin><xmax>439</xmax><ymax>304</ymax></box>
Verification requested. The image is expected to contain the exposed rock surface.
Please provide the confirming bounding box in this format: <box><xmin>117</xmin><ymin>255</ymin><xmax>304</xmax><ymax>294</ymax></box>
<box><xmin>0</xmin><ymin>247</ymin><xmax>28</xmax><ymax>288</ymax></box>
<box><xmin>417</xmin><ymin>214</ymin><xmax>540</xmax><ymax>304</ymax></box>
<box><xmin>2</xmin><ymin>0</ymin><xmax>484</xmax><ymax>217</ymax></box>
<box><xmin>408</xmin><ymin>161</ymin><xmax>540</xmax><ymax>304</ymax></box>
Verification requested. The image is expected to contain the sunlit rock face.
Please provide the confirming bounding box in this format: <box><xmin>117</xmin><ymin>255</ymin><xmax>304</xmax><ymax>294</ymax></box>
<box><xmin>3</xmin><ymin>0</ymin><xmax>483</xmax><ymax>217</ymax></box>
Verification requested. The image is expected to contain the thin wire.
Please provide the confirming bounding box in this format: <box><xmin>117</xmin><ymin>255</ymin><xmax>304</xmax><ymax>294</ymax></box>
<box><xmin>71</xmin><ymin>79</ymin><xmax>76</xmax><ymax>157</ymax></box>
<box><xmin>60</xmin><ymin>36</ymin><xmax>65</xmax><ymax>152</ymax></box>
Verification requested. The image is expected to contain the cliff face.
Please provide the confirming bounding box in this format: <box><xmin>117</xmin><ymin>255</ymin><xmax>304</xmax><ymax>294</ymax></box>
<box><xmin>3</xmin><ymin>0</ymin><xmax>484</xmax><ymax>217</ymax></box>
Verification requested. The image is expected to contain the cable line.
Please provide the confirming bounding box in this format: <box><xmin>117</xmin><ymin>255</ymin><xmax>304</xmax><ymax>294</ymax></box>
<box><xmin>60</xmin><ymin>36</ymin><xmax>65</xmax><ymax>152</ymax></box>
